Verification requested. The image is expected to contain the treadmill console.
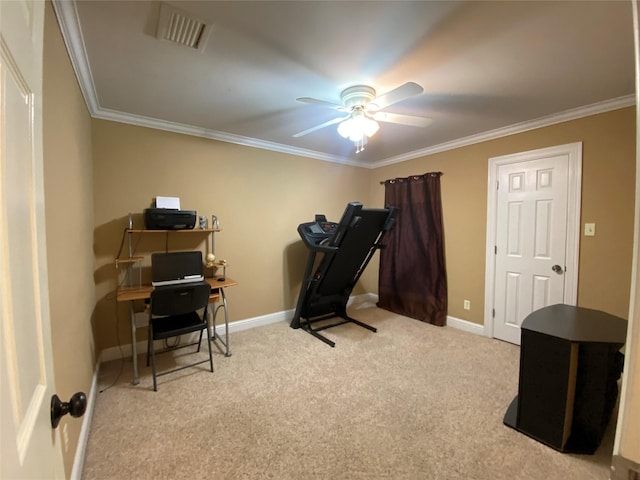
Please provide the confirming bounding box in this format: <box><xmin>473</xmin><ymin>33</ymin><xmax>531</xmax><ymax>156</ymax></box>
<box><xmin>299</xmin><ymin>214</ymin><xmax>338</xmax><ymax>245</ymax></box>
<box><xmin>308</xmin><ymin>221</ymin><xmax>338</xmax><ymax>236</ymax></box>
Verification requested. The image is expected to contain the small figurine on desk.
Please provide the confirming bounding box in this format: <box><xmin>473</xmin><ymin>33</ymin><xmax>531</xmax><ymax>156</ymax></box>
<box><xmin>205</xmin><ymin>253</ymin><xmax>216</xmax><ymax>268</ymax></box>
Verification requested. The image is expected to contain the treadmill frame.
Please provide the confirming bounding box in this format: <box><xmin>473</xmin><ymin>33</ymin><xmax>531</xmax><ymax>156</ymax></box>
<box><xmin>290</xmin><ymin>202</ymin><xmax>396</xmax><ymax>347</ymax></box>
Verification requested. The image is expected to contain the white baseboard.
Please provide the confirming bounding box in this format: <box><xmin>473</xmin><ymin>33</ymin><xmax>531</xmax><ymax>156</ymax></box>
<box><xmin>100</xmin><ymin>295</ymin><xmax>382</xmax><ymax>363</ymax></box>
<box><xmin>348</xmin><ymin>293</ymin><xmax>486</xmax><ymax>337</ymax></box>
<box><xmin>350</xmin><ymin>294</ymin><xmax>486</xmax><ymax>337</ymax></box>
<box><xmin>100</xmin><ymin>298</ymin><xmax>486</xmax><ymax>362</ymax></box>
<box><xmin>348</xmin><ymin>292</ymin><xmax>379</xmax><ymax>309</ymax></box>
<box><xmin>70</xmin><ymin>359</ymin><xmax>99</xmax><ymax>480</ymax></box>
<box><xmin>100</xmin><ymin>308</ymin><xmax>295</xmax><ymax>363</ymax></box>
<box><xmin>446</xmin><ymin>315</ymin><xmax>486</xmax><ymax>336</ymax></box>
<box><xmin>216</xmin><ymin>308</ymin><xmax>294</xmax><ymax>334</ymax></box>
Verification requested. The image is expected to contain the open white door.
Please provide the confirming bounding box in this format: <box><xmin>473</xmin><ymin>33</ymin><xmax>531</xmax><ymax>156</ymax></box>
<box><xmin>0</xmin><ymin>1</ymin><xmax>66</xmax><ymax>478</ymax></box>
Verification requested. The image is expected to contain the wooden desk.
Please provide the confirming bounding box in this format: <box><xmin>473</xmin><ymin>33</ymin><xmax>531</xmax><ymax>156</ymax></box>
<box><xmin>117</xmin><ymin>276</ymin><xmax>238</xmax><ymax>385</ymax></box>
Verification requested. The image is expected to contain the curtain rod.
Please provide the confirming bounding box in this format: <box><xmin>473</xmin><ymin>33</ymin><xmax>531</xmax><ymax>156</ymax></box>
<box><xmin>379</xmin><ymin>172</ymin><xmax>443</xmax><ymax>184</ymax></box>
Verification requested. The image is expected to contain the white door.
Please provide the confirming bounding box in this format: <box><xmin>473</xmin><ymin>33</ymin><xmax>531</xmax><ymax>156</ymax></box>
<box><xmin>485</xmin><ymin>143</ymin><xmax>582</xmax><ymax>345</ymax></box>
<box><xmin>0</xmin><ymin>1</ymin><xmax>66</xmax><ymax>478</ymax></box>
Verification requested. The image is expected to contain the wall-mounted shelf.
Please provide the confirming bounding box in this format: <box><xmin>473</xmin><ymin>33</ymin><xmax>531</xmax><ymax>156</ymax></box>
<box><xmin>115</xmin><ymin>226</ymin><xmax>220</xmax><ymax>287</ymax></box>
<box><xmin>115</xmin><ymin>256</ymin><xmax>144</xmax><ymax>269</ymax></box>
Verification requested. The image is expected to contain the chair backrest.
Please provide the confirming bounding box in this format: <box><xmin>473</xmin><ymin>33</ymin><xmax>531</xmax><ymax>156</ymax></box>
<box><xmin>150</xmin><ymin>281</ymin><xmax>211</xmax><ymax>317</ymax></box>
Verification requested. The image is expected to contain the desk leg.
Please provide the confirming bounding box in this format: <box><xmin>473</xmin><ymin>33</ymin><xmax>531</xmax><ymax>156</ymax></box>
<box><xmin>129</xmin><ymin>302</ymin><xmax>140</xmax><ymax>385</ymax></box>
<box><xmin>212</xmin><ymin>288</ymin><xmax>232</xmax><ymax>357</ymax></box>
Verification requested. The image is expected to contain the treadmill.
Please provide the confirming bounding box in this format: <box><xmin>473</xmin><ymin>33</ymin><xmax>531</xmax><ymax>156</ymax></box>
<box><xmin>290</xmin><ymin>202</ymin><xmax>396</xmax><ymax>347</ymax></box>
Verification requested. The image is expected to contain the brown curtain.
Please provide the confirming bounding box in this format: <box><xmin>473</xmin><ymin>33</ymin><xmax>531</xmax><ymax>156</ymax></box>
<box><xmin>378</xmin><ymin>172</ymin><xmax>447</xmax><ymax>326</ymax></box>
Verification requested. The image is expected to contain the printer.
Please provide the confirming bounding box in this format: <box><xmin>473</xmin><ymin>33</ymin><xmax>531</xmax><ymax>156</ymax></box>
<box><xmin>144</xmin><ymin>208</ymin><xmax>197</xmax><ymax>230</ymax></box>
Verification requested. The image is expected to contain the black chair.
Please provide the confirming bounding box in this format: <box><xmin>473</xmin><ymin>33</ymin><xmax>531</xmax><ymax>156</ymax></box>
<box><xmin>146</xmin><ymin>281</ymin><xmax>213</xmax><ymax>391</ymax></box>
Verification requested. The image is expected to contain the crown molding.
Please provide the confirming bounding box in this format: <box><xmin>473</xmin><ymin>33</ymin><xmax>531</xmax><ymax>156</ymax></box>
<box><xmin>92</xmin><ymin>107</ymin><xmax>366</xmax><ymax>167</ymax></box>
<box><xmin>52</xmin><ymin>0</ymin><xmax>635</xmax><ymax>171</ymax></box>
<box><xmin>371</xmin><ymin>95</ymin><xmax>636</xmax><ymax>169</ymax></box>
<box><xmin>90</xmin><ymin>94</ymin><xmax>637</xmax><ymax>171</ymax></box>
<box><xmin>51</xmin><ymin>0</ymin><xmax>99</xmax><ymax>114</ymax></box>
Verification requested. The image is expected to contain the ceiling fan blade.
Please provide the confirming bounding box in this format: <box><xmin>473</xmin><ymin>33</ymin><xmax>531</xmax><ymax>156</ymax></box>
<box><xmin>292</xmin><ymin>115</ymin><xmax>349</xmax><ymax>138</ymax></box>
<box><xmin>368</xmin><ymin>82</ymin><xmax>424</xmax><ymax>111</ymax></box>
<box><xmin>372</xmin><ymin>111</ymin><xmax>432</xmax><ymax>128</ymax></box>
<box><xmin>296</xmin><ymin>97</ymin><xmax>348</xmax><ymax>111</ymax></box>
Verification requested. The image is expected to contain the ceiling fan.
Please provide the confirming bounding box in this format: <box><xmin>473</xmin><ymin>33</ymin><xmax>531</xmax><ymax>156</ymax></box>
<box><xmin>293</xmin><ymin>82</ymin><xmax>432</xmax><ymax>153</ymax></box>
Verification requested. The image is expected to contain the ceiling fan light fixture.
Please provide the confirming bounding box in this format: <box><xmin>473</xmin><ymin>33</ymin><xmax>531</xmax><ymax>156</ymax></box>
<box><xmin>294</xmin><ymin>82</ymin><xmax>427</xmax><ymax>154</ymax></box>
<box><xmin>337</xmin><ymin>112</ymin><xmax>379</xmax><ymax>144</ymax></box>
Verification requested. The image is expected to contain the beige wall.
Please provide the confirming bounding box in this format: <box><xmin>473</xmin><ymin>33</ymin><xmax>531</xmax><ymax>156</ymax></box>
<box><xmin>42</xmin><ymin>100</ymin><xmax>640</xmax><ymax>473</ymax></box>
<box><xmin>93</xmin><ymin>108</ymin><xmax>636</xmax><ymax>352</ymax></box>
<box><xmin>91</xmin><ymin>121</ymin><xmax>372</xmax><ymax>352</ymax></box>
<box><xmin>43</xmin><ymin>2</ymin><xmax>96</xmax><ymax>477</ymax></box>
<box><xmin>367</xmin><ymin>107</ymin><xmax>636</xmax><ymax>323</ymax></box>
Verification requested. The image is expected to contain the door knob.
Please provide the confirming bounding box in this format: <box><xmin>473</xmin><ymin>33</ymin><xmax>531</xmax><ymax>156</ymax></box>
<box><xmin>51</xmin><ymin>392</ymin><xmax>87</xmax><ymax>429</ymax></box>
<box><xmin>552</xmin><ymin>264</ymin><xmax>564</xmax><ymax>274</ymax></box>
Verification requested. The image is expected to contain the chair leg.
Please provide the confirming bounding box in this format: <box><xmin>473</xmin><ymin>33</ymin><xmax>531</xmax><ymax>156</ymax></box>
<box><xmin>146</xmin><ymin>323</ymin><xmax>152</xmax><ymax>367</ymax></box>
<box><xmin>205</xmin><ymin>325</ymin><xmax>214</xmax><ymax>373</ymax></box>
<box><xmin>197</xmin><ymin>329</ymin><xmax>204</xmax><ymax>353</ymax></box>
<box><xmin>149</xmin><ymin>324</ymin><xmax>158</xmax><ymax>391</ymax></box>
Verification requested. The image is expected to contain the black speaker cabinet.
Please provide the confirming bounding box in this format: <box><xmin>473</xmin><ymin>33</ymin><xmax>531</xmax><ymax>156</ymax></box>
<box><xmin>503</xmin><ymin>304</ymin><xmax>626</xmax><ymax>454</ymax></box>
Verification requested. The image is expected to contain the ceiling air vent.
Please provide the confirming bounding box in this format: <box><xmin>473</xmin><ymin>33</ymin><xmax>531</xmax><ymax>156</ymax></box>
<box><xmin>156</xmin><ymin>3</ymin><xmax>210</xmax><ymax>51</ymax></box>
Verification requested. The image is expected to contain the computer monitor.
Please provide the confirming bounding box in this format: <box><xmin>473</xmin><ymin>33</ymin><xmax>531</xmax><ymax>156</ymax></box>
<box><xmin>151</xmin><ymin>251</ymin><xmax>203</xmax><ymax>286</ymax></box>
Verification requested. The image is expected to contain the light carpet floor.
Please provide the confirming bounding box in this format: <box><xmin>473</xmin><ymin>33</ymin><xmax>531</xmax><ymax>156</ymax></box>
<box><xmin>83</xmin><ymin>306</ymin><xmax>616</xmax><ymax>479</ymax></box>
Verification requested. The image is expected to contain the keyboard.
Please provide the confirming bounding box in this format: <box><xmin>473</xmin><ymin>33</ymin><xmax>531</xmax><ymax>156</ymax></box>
<box><xmin>151</xmin><ymin>275</ymin><xmax>204</xmax><ymax>287</ymax></box>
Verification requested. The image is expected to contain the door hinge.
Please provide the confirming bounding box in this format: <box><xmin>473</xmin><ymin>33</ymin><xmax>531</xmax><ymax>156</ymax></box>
<box><xmin>494</xmin><ymin>245</ymin><xmax>497</xmax><ymax>254</ymax></box>
<box><xmin>492</xmin><ymin>308</ymin><xmax>495</xmax><ymax>318</ymax></box>
<box><xmin>496</xmin><ymin>180</ymin><xmax>499</xmax><ymax>190</ymax></box>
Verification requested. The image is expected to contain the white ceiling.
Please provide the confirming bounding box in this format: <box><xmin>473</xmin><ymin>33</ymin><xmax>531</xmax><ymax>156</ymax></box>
<box><xmin>53</xmin><ymin>1</ymin><xmax>636</xmax><ymax>168</ymax></box>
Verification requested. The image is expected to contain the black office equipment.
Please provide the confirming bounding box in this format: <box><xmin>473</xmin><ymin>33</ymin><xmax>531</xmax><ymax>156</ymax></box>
<box><xmin>151</xmin><ymin>251</ymin><xmax>203</xmax><ymax>286</ymax></box>
<box><xmin>503</xmin><ymin>304</ymin><xmax>626</xmax><ymax>453</ymax></box>
<box><xmin>146</xmin><ymin>281</ymin><xmax>213</xmax><ymax>391</ymax></box>
<box><xmin>290</xmin><ymin>202</ymin><xmax>396</xmax><ymax>347</ymax></box>
<box><xmin>144</xmin><ymin>208</ymin><xmax>197</xmax><ymax>230</ymax></box>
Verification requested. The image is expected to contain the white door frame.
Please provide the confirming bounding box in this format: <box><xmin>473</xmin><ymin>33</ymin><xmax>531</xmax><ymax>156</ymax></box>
<box><xmin>484</xmin><ymin>142</ymin><xmax>582</xmax><ymax>338</ymax></box>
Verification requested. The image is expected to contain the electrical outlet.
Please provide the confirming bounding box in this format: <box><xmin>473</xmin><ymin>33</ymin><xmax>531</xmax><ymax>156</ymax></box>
<box><xmin>463</xmin><ymin>300</ymin><xmax>471</xmax><ymax>310</ymax></box>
